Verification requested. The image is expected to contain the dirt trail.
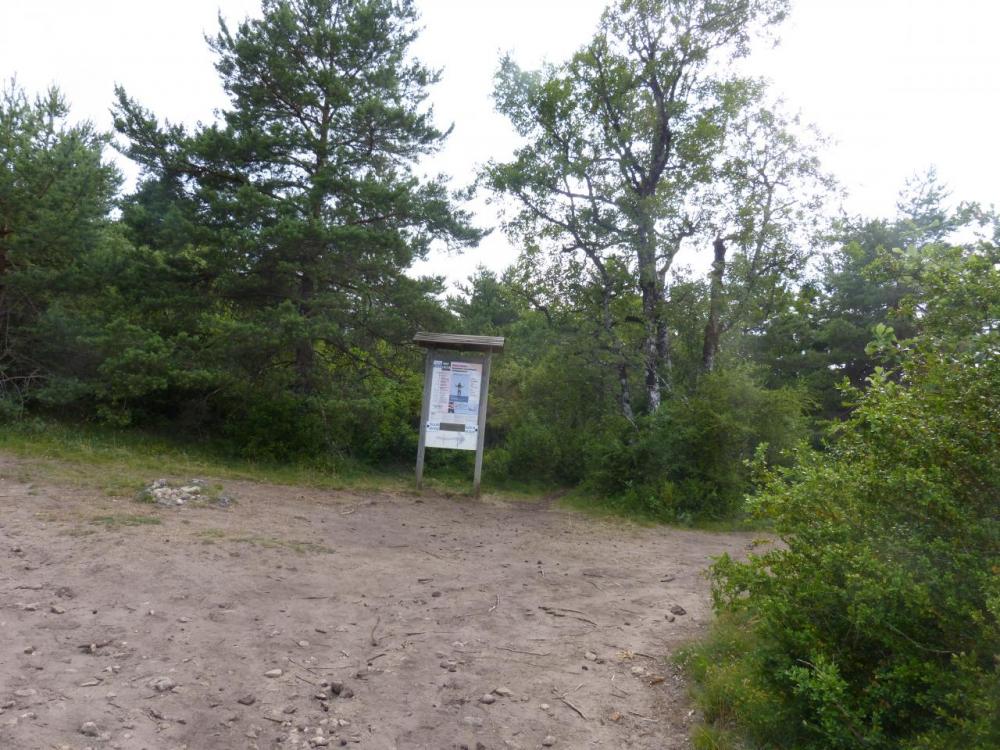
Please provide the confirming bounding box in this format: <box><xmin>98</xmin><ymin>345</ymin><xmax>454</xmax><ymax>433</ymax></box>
<box><xmin>0</xmin><ymin>456</ymin><xmax>752</xmax><ymax>749</ymax></box>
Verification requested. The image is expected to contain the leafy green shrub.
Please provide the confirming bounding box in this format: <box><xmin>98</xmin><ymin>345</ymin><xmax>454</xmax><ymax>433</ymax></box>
<box><xmin>588</xmin><ymin>369</ymin><xmax>807</xmax><ymax>521</ymax></box>
<box><xmin>500</xmin><ymin>417</ymin><xmax>567</xmax><ymax>482</ymax></box>
<box><xmin>698</xmin><ymin>346</ymin><xmax>1000</xmax><ymax>748</ymax></box>
<box><xmin>0</xmin><ymin>394</ymin><xmax>25</xmax><ymax>423</ymax></box>
<box><xmin>324</xmin><ymin>374</ymin><xmax>422</xmax><ymax>463</ymax></box>
<box><xmin>221</xmin><ymin>391</ymin><xmax>331</xmax><ymax>462</ymax></box>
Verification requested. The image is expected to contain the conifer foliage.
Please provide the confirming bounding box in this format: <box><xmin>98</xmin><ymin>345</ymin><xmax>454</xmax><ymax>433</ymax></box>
<box><xmin>114</xmin><ymin>0</ymin><xmax>480</xmax><ymax>396</ymax></box>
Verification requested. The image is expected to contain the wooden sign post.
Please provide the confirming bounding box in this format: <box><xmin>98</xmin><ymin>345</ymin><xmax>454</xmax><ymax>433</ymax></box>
<box><xmin>413</xmin><ymin>332</ymin><xmax>505</xmax><ymax>496</ymax></box>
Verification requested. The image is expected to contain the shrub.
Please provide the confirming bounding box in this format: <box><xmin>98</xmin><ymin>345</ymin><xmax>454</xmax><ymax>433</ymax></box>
<box><xmin>587</xmin><ymin>369</ymin><xmax>807</xmax><ymax>521</ymax></box>
<box><xmin>221</xmin><ymin>390</ymin><xmax>331</xmax><ymax>462</ymax></box>
<box><xmin>698</xmin><ymin>346</ymin><xmax>1000</xmax><ymax>748</ymax></box>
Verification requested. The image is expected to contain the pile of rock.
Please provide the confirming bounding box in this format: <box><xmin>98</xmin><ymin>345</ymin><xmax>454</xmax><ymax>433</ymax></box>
<box><xmin>138</xmin><ymin>479</ymin><xmax>233</xmax><ymax>508</ymax></box>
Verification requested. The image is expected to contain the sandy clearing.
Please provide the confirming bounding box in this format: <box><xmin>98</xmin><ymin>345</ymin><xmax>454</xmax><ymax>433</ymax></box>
<box><xmin>0</xmin><ymin>456</ymin><xmax>752</xmax><ymax>749</ymax></box>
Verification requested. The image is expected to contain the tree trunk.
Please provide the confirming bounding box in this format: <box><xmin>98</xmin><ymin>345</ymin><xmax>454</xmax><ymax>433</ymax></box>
<box><xmin>597</xmin><ymin>273</ymin><xmax>634</xmax><ymax>421</ymax></box>
<box><xmin>295</xmin><ymin>273</ymin><xmax>315</xmax><ymax>394</ymax></box>
<box><xmin>0</xmin><ymin>238</ymin><xmax>9</xmax><ymax>355</ymax></box>
<box><xmin>637</xmin><ymin>213</ymin><xmax>664</xmax><ymax>412</ymax></box>
<box><xmin>618</xmin><ymin>361</ymin><xmax>634</xmax><ymax>422</ymax></box>
<box><xmin>701</xmin><ymin>236</ymin><xmax>727</xmax><ymax>373</ymax></box>
<box><xmin>656</xmin><ymin>313</ymin><xmax>672</xmax><ymax>392</ymax></box>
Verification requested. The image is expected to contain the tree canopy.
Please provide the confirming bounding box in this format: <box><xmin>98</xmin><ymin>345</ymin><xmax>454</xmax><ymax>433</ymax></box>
<box><xmin>114</xmin><ymin>0</ymin><xmax>480</xmax><ymax>392</ymax></box>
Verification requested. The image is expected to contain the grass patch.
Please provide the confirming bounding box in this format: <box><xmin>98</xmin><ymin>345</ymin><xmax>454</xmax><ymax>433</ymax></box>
<box><xmin>0</xmin><ymin>418</ymin><xmax>552</xmax><ymax>501</ymax></box>
<box><xmin>194</xmin><ymin>528</ymin><xmax>331</xmax><ymax>554</ymax></box>
<box><xmin>196</xmin><ymin>528</ymin><xmax>227</xmax><ymax>539</ymax></box>
<box><xmin>91</xmin><ymin>513</ymin><xmax>162</xmax><ymax>528</ymax></box>
<box><xmin>232</xmin><ymin>534</ymin><xmax>333</xmax><ymax>554</ymax></box>
<box><xmin>675</xmin><ymin>611</ymin><xmax>796</xmax><ymax>750</ymax></box>
<box><xmin>0</xmin><ymin>419</ymin><xmax>360</xmax><ymax>495</ymax></box>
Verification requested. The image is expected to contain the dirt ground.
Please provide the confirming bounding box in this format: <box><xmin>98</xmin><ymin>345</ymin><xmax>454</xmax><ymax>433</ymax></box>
<box><xmin>0</xmin><ymin>455</ymin><xmax>754</xmax><ymax>750</ymax></box>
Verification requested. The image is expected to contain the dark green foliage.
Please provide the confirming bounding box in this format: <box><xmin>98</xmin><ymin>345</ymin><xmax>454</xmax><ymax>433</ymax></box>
<box><xmin>697</xmin><ymin>330</ymin><xmax>999</xmax><ymax>746</ymax></box>
<box><xmin>747</xmin><ymin>171</ymin><xmax>990</xmax><ymax>423</ymax></box>
<box><xmin>102</xmin><ymin>0</ymin><xmax>477</xmax><ymax>455</ymax></box>
<box><xmin>0</xmin><ymin>81</ymin><xmax>120</xmax><ymax>402</ymax></box>
<box><xmin>587</xmin><ymin>369</ymin><xmax>806</xmax><ymax>521</ymax></box>
<box><xmin>113</xmin><ymin>0</ymin><xmax>480</xmax><ymax>396</ymax></box>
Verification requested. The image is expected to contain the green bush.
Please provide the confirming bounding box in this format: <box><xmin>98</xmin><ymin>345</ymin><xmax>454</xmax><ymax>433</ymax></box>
<box><xmin>588</xmin><ymin>369</ymin><xmax>807</xmax><ymax>521</ymax></box>
<box><xmin>324</xmin><ymin>374</ymin><xmax>422</xmax><ymax>463</ymax></box>
<box><xmin>0</xmin><ymin>394</ymin><xmax>25</xmax><ymax>423</ymax></box>
<box><xmin>697</xmin><ymin>346</ymin><xmax>1000</xmax><ymax>748</ymax></box>
<box><xmin>221</xmin><ymin>390</ymin><xmax>332</xmax><ymax>462</ymax></box>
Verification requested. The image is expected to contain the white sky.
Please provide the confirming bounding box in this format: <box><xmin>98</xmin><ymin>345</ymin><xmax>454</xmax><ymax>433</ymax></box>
<box><xmin>2</xmin><ymin>0</ymin><xmax>998</xmax><ymax>288</ymax></box>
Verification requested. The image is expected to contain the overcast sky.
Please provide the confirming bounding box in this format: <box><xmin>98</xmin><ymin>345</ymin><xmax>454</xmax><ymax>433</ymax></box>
<box><xmin>2</xmin><ymin>0</ymin><xmax>998</xmax><ymax>287</ymax></box>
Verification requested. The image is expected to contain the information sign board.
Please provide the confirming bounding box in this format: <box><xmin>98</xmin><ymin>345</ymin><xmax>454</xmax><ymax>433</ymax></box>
<box><xmin>413</xmin><ymin>333</ymin><xmax>504</xmax><ymax>496</ymax></box>
<box><xmin>425</xmin><ymin>359</ymin><xmax>482</xmax><ymax>451</ymax></box>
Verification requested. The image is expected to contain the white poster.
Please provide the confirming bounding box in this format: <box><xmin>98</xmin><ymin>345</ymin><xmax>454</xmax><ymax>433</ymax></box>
<box><xmin>425</xmin><ymin>359</ymin><xmax>482</xmax><ymax>451</ymax></box>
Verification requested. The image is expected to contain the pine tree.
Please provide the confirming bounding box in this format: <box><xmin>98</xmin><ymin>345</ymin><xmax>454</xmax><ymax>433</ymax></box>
<box><xmin>114</xmin><ymin>0</ymin><xmax>480</xmax><ymax>395</ymax></box>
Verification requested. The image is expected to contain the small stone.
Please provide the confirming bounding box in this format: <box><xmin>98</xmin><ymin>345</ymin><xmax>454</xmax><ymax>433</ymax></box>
<box><xmin>328</xmin><ymin>681</ymin><xmax>343</xmax><ymax>696</ymax></box>
<box><xmin>584</xmin><ymin>651</ymin><xmax>597</xmax><ymax>661</ymax></box>
<box><xmin>79</xmin><ymin>679</ymin><xmax>101</xmax><ymax>687</ymax></box>
<box><xmin>80</xmin><ymin>721</ymin><xmax>99</xmax><ymax>736</ymax></box>
<box><xmin>314</xmin><ymin>627</ymin><xmax>328</xmax><ymax>634</ymax></box>
<box><xmin>149</xmin><ymin>677</ymin><xmax>176</xmax><ymax>692</ymax></box>
<box><xmin>539</xmin><ymin>703</ymin><xmax>550</xmax><ymax>711</ymax></box>
<box><xmin>479</xmin><ymin>693</ymin><xmax>496</xmax><ymax>705</ymax></box>
<box><xmin>22</xmin><ymin>603</ymin><xmax>38</xmax><ymax>612</ymax></box>
<box><xmin>265</xmin><ymin>669</ymin><xmax>284</xmax><ymax>678</ymax></box>
<box><xmin>23</xmin><ymin>646</ymin><xmax>35</xmax><ymax>655</ymax></box>
<box><xmin>297</xmin><ymin>640</ymin><xmax>310</xmax><ymax>648</ymax></box>
<box><xmin>237</xmin><ymin>695</ymin><xmax>256</xmax><ymax>706</ymax></box>
<box><xmin>50</xmin><ymin>605</ymin><xmax>66</xmax><ymax>615</ymax></box>
<box><xmin>14</xmin><ymin>689</ymin><xmax>36</xmax><ymax>698</ymax></box>
<box><xmin>462</xmin><ymin>716</ymin><xmax>484</xmax><ymax>728</ymax></box>
<box><xmin>542</xmin><ymin>736</ymin><xmax>556</xmax><ymax>746</ymax></box>
<box><xmin>309</xmin><ymin>737</ymin><xmax>329</xmax><ymax>747</ymax></box>
<box><xmin>666</xmin><ymin>614</ymin><xmax>676</xmax><ymax>622</ymax></box>
<box><xmin>630</xmin><ymin>666</ymin><xmax>645</xmax><ymax>676</ymax></box>
<box><xmin>431</xmin><ymin>591</ymin><xmax>442</xmax><ymax>598</ymax></box>
<box><xmin>669</xmin><ymin>604</ymin><xmax>687</xmax><ymax>616</ymax></box>
<box><xmin>493</xmin><ymin>686</ymin><xmax>513</xmax><ymax>697</ymax></box>
<box><xmin>178</xmin><ymin>616</ymin><xmax>191</xmax><ymax>623</ymax></box>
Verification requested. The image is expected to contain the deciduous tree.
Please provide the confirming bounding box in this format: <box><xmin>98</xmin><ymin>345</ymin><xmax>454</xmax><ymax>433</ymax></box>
<box><xmin>484</xmin><ymin>0</ymin><xmax>791</xmax><ymax>412</ymax></box>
